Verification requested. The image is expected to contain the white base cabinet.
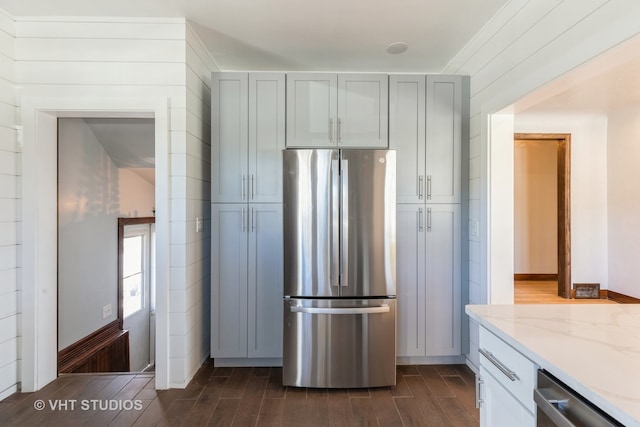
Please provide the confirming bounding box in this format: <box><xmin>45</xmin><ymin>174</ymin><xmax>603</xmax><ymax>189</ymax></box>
<box><xmin>477</xmin><ymin>326</ymin><xmax>538</xmax><ymax>426</ymax></box>
<box><xmin>210</xmin><ymin>203</ymin><xmax>283</xmax><ymax>359</ymax></box>
<box><xmin>479</xmin><ymin>366</ymin><xmax>536</xmax><ymax>427</ymax></box>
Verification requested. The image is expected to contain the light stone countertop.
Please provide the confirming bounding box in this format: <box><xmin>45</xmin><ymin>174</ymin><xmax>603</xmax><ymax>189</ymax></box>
<box><xmin>466</xmin><ymin>304</ymin><xmax>640</xmax><ymax>427</ymax></box>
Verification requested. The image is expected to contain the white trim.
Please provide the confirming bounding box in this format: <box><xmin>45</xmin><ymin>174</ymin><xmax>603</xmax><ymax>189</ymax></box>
<box><xmin>13</xmin><ymin>16</ymin><xmax>186</xmax><ymax>24</ymax></box>
<box><xmin>20</xmin><ymin>96</ymin><xmax>171</xmax><ymax>391</ymax></box>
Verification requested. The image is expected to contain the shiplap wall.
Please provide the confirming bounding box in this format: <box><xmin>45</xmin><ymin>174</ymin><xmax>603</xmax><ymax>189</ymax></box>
<box><xmin>0</xmin><ymin>9</ymin><xmax>17</xmax><ymax>401</ymax></box>
<box><xmin>168</xmin><ymin>23</ymin><xmax>216</xmax><ymax>386</ymax></box>
<box><xmin>14</xmin><ymin>16</ymin><xmax>216</xmax><ymax>388</ymax></box>
<box><xmin>443</xmin><ymin>0</ymin><xmax>640</xmax><ymax>370</ymax></box>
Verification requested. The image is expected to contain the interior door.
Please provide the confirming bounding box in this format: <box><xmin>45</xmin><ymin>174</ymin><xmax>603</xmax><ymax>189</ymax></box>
<box><xmin>122</xmin><ymin>223</ymin><xmax>152</xmax><ymax>372</ymax></box>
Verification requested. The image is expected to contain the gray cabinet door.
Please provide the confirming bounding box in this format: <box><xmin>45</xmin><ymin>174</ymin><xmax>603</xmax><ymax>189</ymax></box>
<box><xmin>396</xmin><ymin>204</ymin><xmax>426</xmax><ymax>357</ymax></box>
<box><xmin>211</xmin><ymin>203</ymin><xmax>248</xmax><ymax>358</ymax></box>
<box><xmin>390</xmin><ymin>75</ymin><xmax>426</xmax><ymax>203</ymax></box>
<box><xmin>425</xmin><ymin>204</ymin><xmax>461</xmax><ymax>356</ymax></box>
<box><xmin>213</xmin><ymin>72</ymin><xmax>285</xmax><ymax>203</ymax></box>
<box><xmin>286</xmin><ymin>73</ymin><xmax>337</xmax><ymax>147</ymax></box>
<box><xmin>211</xmin><ymin>73</ymin><xmax>248</xmax><ymax>203</ymax></box>
<box><xmin>337</xmin><ymin>74</ymin><xmax>388</xmax><ymax>148</ymax></box>
<box><xmin>248</xmin><ymin>204</ymin><xmax>283</xmax><ymax>358</ymax></box>
<box><xmin>249</xmin><ymin>74</ymin><xmax>285</xmax><ymax>203</ymax></box>
<box><xmin>286</xmin><ymin>73</ymin><xmax>388</xmax><ymax>148</ymax></box>
<box><xmin>426</xmin><ymin>75</ymin><xmax>463</xmax><ymax>203</ymax></box>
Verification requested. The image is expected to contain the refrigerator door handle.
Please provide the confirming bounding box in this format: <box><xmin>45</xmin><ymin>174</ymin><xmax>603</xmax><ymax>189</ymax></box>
<box><xmin>341</xmin><ymin>157</ymin><xmax>349</xmax><ymax>287</ymax></box>
<box><xmin>290</xmin><ymin>305</ymin><xmax>390</xmax><ymax>315</ymax></box>
<box><xmin>331</xmin><ymin>158</ymin><xmax>340</xmax><ymax>287</ymax></box>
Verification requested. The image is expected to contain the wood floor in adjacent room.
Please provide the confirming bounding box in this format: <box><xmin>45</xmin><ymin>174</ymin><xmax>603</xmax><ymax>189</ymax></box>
<box><xmin>0</xmin><ymin>360</ymin><xmax>479</xmax><ymax>426</ymax></box>
<box><xmin>514</xmin><ymin>280</ymin><xmax>618</xmax><ymax>304</ymax></box>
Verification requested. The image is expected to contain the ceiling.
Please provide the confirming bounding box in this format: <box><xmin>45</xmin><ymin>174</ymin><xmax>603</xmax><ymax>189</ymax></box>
<box><xmin>84</xmin><ymin>118</ymin><xmax>155</xmax><ymax>184</ymax></box>
<box><xmin>0</xmin><ymin>0</ymin><xmax>509</xmax><ymax>72</ymax></box>
<box><xmin>4</xmin><ymin>1</ymin><xmax>640</xmax><ymax>160</ymax></box>
<box><xmin>515</xmin><ymin>34</ymin><xmax>640</xmax><ymax>116</ymax></box>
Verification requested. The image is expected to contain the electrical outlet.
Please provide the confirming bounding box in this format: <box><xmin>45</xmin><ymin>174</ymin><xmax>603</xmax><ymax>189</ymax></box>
<box><xmin>196</xmin><ymin>217</ymin><xmax>204</xmax><ymax>233</ymax></box>
<box><xmin>102</xmin><ymin>304</ymin><xmax>112</xmax><ymax>319</ymax></box>
<box><xmin>471</xmin><ymin>220</ymin><xmax>480</xmax><ymax>237</ymax></box>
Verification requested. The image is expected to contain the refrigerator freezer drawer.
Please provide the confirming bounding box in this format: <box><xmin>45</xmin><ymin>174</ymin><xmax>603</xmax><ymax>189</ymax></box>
<box><xmin>283</xmin><ymin>298</ymin><xmax>396</xmax><ymax>388</ymax></box>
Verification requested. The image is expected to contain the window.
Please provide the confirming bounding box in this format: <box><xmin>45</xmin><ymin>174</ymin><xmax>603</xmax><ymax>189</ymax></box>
<box><xmin>118</xmin><ymin>218</ymin><xmax>155</xmax><ymax>323</ymax></box>
<box><xmin>123</xmin><ymin>234</ymin><xmax>144</xmax><ymax>318</ymax></box>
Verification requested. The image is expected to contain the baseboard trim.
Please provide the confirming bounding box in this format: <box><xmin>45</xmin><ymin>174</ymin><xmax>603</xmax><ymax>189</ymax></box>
<box><xmin>604</xmin><ymin>290</ymin><xmax>640</xmax><ymax>304</ymax></box>
<box><xmin>514</xmin><ymin>274</ymin><xmax>558</xmax><ymax>281</ymax></box>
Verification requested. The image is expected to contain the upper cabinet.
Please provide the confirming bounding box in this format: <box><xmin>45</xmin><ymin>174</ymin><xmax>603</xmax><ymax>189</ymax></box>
<box><xmin>211</xmin><ymin>72</ymin><xmax>285</xmax><ymax>203</ymax></box>
<box><xmin>389</xmin><ymin>75</ymin><xmax>426</xmax><ymax>204</ymax></box>
<box><xmin>390</xmin><ymin>74</ymin><xmax>468</xmax><ymax>204</ymax></box>
<box><xmin>426</xmin><ymin>75</ymin><xmax>464</xmax><ymax>204</ymax></box>
<box><xmin>286</xmin><ymin>73</ymin><xmax>388</xmax><ymax>148</ymax></box>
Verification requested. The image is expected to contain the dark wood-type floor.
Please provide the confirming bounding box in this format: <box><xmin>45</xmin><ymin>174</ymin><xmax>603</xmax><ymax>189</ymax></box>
<box><xmin>0</xmin><ymin>360</ymin><xmax>479</xmax><ymax>426</ymax></box>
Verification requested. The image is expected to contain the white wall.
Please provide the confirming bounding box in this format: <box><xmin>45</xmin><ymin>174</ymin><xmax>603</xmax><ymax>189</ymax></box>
<box><xmin>515</xmin><ymin>114</ymin><xmax>608</xmax><ymax>286</ymax></box>
<box><xmin>444</xmin><ymin>0</ymin><xmax>640</xmax><ymax>370</ymax></box>
<box><xmin>58</xmin><ymin>119</ymin><xmax>157</xmax><ymax>350</ymax></box>
<box><xmin>514</xmin><ymin>139</ymin><xmax>557</xmax><ymax>274</ymax></box>
<box><xmin>58</xmin><ymin>118</ymin><xmax>120</xmax><ymax>349</ymax></box>
<box><xmin>119</xmin><ymin>169</ymin><xmax>155</xmax><ymax>218</ymax></box>
<box><xmin>0</xmin><ymin>8</ymin><xmax>18</xmax><ymax>401</ymax></box>
<box><xmin>14</xmin><ymin>17</ymin><xmax>215</xmax><ymax>389</ymax></box>
<box><xmin>607</xmin><ymin>105</ymin><xmax>640</xmax><ymax>298</ymax></box>
<box><xmin>167</xmin><ymin>23</ymin><xmax>216</xmax><ymax>387</ymax></box>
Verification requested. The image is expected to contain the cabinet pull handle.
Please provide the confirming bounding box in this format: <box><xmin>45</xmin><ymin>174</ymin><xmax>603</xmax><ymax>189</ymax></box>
<box><xmin>241</xmin><ymin>207</ymin><xmax>246</xmax><ymax>233</ymax></box>
<box><xmin>427</xmin><ymin>208</ymin><xmax>432</xmax><ymax>232</ymax></box>
<box><xmin>418</xmin><ymin>175</ymin><xmax>424</xmax><ymax>200</ymax></box>
<box><xmin>427</xmin><ymin>175</ymin><xmax>432</xmax><ymax>200</ymax></box>
<box><xmin>338</xmin><ymin>118</ymin><xmax>343</xmax><ymax>144</ymax></box>
<box><xmin>479</xmin><ymin>348</ymin><xmax>519</xmax><ymax>381</ymax></box>
<box><xmin>251</xmin><ymin>207</ymin><xmax>255</xmax><ymax>232</ymax></box>
<box><xmin>251</xmin><ymin>174</ymin><xmax>255</xmax><ymax>200</ymax></box>
<box><xmin>418</xmin><ymin>208</ymin><xmax>424</xmax><ymax>232</ymax></box>
<box><xmin>242</xmin><ymin>174</ymin><xmax>246</xmax><ymax>200</ymax></box>
<box><xmin>475</xmin><ymin>375</ymin><xmax>484</xmax><ymax>408</ymax></box>
<box><xmin>329</xmin><ymin>118</ymin><xmax>334</xmax><ymax>143</ymax></box>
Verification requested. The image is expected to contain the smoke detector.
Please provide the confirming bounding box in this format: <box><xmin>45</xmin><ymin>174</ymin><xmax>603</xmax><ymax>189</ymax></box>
<box><xmin>386</xmin><ymin>42</ymin><xmax>408</xmax><ymax>54</ymax></box>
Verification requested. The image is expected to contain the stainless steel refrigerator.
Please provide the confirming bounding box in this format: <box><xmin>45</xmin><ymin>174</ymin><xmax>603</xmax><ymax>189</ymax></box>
<box><xmin>282</xmin><ymin>149</ymin><xmax>396</xmax><ymax>388</ymax></box>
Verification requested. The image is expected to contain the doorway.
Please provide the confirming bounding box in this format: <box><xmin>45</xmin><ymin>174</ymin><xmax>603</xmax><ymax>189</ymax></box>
<box><xmin>120</xmin><ymin>218</ymin><xmax>156</xmax><ymax>372</ymax></box>
<box><xmin>21</xmin><ymin>97</ymin><xmax>169</xmax><ymax>392</ymax></box>
<box><xmin>513</xmin><ymin>133</ymin><xmax>571</xmax><ymax>298</ymax></box>
<box><xmin>57</xmin><ymin>117</ymin><xmax>156</xmax><ymax>373</ymax></box>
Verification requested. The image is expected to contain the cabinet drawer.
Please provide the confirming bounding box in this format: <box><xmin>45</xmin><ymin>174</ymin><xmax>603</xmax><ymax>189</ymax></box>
<box><xmin>479</xmin><ymin>327</ymin><xmax>537</xmax><ymax>413</ymax></box>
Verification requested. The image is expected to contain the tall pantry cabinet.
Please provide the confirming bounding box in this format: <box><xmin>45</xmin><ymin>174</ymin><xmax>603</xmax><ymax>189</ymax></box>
<box><xmin>391</xmin><ymin>74</ymin><xmax>469</xmax><ymax>360</ymax></box>
<box><xmin>210</xmin><ymin>73</ymin><xmax>285</xmax><ymax>363</ymax></box>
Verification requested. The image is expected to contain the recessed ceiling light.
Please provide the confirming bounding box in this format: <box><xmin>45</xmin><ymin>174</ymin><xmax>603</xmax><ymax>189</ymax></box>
<box><xmin>386</xmin><ymin>42</ymin><xmax>408</xmax><ymax>54</ymax></box>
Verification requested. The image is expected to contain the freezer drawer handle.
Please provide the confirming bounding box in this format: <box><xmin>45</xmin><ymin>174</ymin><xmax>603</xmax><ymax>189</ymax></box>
<box><xmin>290</xmin><ymin>305</ymin><xmax>390</xmax><ymax>315</ymax></box>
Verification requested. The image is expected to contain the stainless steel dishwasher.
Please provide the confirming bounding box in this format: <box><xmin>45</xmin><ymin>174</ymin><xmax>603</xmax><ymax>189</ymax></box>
<box><xmin>535</xmin><ymin>370</ymin><xmax>624</xmax><ymax>426</ymax></box>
